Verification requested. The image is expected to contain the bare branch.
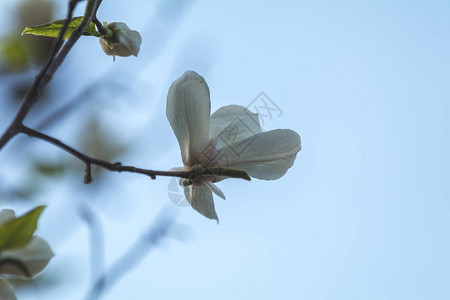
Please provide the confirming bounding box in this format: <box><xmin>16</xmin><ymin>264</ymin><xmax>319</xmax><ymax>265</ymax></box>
<box><xmin>19</xmin><ymin>125</ymin><xmax>249</xmax><ymax>183</ymax></box>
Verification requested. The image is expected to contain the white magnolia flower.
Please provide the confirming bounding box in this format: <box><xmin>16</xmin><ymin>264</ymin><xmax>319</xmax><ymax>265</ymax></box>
<box><xmin>0</xmin><ymin>209</ymin><xmax>54</xmax><ymax>300</ymax></box>
<box><xmin>167</xmin><ymin>71</ymin><xmax>301</xmax><ymax>222</ymax></box>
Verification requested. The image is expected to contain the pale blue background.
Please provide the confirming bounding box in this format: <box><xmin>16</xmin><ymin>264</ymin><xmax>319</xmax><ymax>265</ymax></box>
<box><xmin>0</xmin><ymin>0</ymin><xmax>449</xmax><ymax>299</ymax></box>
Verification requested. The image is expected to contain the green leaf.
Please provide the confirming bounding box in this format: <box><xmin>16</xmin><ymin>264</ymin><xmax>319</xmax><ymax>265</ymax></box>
<box><xmin>34</xmin><ymin>161</ymin><xmax>65</xmax><ymax>177</ymax></box>
<box><xmin>21</xmin><ymin>17</ymin><xmax>100</xmax><ymax>39</ymax></box>
<box><xmin>0</xmin><ymin>206</ymin><xmax>46</xmax><ymax>251</ymax></box>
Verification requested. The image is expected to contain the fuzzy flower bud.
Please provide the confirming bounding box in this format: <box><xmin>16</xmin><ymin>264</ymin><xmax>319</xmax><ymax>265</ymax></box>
<box><xmin>99</xmin><ymin>22</ymin><xmax>142</xmax><ymax>61</ymax></box>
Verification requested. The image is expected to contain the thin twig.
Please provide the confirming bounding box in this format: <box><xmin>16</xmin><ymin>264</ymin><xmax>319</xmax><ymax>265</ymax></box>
<box><xmin>18</xmin><ymin>125</ymin><xmax>180</xmax><ymax>182</ymax></box>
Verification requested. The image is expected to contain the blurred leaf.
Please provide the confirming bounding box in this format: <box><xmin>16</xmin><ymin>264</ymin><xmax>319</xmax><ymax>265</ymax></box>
<box><xmin>22</xmin><ymin>17</ymin><xmax>101</xmax><ymax>39</ymax></box>
<box><xmin>18</xmin><ymin>0</ymin><xmax>53</xmax><ymax>30</ymax></box>
<box><xmin>0</xmin><ymin>206</ymin><xmax>45</xmax><ymax>251</ymax></box>
<box><xmin>19</xmin><ymin>0</ymin><xmax>54</xmax><ymax>65</ymax></box>
<box><xmin>0</xmin><ymin>0</ymin><xmax>54</xmax><ymax>74</ymax></box>
<box><xmin>0</xmin><ymin>36</ymin><xmax>30</xmax><ymax>72</ymax></box>
<box><xmin>81</xmin><ymin>119</ymin><xmax>127</xmax><ymax>178</ymax></box>
<box><xmin>34</xmin><ymin>162</ymin><xmax>65</xmax><ymax>177</ymax></box>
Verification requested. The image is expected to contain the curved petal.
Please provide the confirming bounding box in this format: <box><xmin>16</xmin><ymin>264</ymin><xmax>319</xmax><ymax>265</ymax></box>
<box><xmin>184</xmin><ymin>183</ymin><xmax>218</xmax><ymax>222</ymax></box>
<box><xmin>0</xmin><ymin>237</ymin><xmax>53</xmax><ymax>278</ymax></box>
<box><xmin>0</xmin><ymin>278</ymin><xmax>16</xmax><ymax>300</ymax></box>
<box><xmin>203</xmin><ymin>181</ymin><xmax>226</xmax><ymax>200</ymax></box>
<box><xmin>167</xmin><ymin>71</ymin><xmax>211</xmax><ymax>166</ymax></box>
<box><xmin>210</xmin><ymin>105</ymin><xmax>262</xmax><ymax>148</ymax></box>
<box><xmin>0</xmin><ymin>210</ymin><xmax>15</xmax><ymax>226</ymax></box>
<box><xmin>215</xmin><ymin>129</ymin><xmax>301</xmax><ymax>180</ymax></box>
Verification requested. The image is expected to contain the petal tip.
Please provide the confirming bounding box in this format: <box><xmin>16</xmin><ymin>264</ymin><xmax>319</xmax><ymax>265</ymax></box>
<box><xmin>179</xmin><ymin>70</ymin><xmax>205</xmax><ymax>83</ymax></box>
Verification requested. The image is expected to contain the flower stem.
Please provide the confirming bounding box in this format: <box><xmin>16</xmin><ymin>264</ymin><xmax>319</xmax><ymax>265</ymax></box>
<box><xmin>93</xmin><ymin>17</ymin><xmax>111</xmax><ymax>37</ymax></box>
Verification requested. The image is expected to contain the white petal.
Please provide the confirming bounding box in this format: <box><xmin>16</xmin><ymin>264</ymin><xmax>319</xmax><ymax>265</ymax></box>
<box><xmin>169</xmin><ymin>166</ymin><xmax>187</xmax><ymax>172</ymax></box>
<box><xmin>0</xmin><ymin>210</ymin><xmax>15</xmax><ymax>226</ymax></box>
<box><xmin>0</xmin><ymin>278</ymin><xmax>16</xmax><ymax>300</ymax></box>
<box><xmin>0</xmin><ymin>237</ymin><xmax>54</xmax><ymax>278</ymax></box>
<box><xmin>215</xmin><ymin>129</ymin><xmax>301</xmax><ymax>180</ymax></box>
<box><xmin>184</xmin><ymin>183</ymin><xmax>218</xmax><ymax>222</ymax></box>
<box><xmin>204</xmin><ymin>181</ymin><xmax>226</xmax><ymax>200</ymax></box>
<box><xmin>167</xmin><ymin>71</ymin><xmax>211</xmax><ymax>167</ymax></box>
<box><xmin>210</xmin><ymin>105</ymin><xmax>262</xmax><ymax>148</ymax></box>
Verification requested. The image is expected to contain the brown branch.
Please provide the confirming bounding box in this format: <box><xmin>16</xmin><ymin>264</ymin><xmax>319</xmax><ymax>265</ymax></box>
<box><xmin>18</xmin><ymin>125</ymin><xmax>212</xmax><ymax>183</ymax></box>
<box><xmin>93</xmin><ymin>17</ymin><xmax>109</xmax><ymax>36</ymax></box>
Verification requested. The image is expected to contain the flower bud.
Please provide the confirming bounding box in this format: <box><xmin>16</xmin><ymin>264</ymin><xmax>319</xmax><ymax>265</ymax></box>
<box><xmin>99</xmin><ymin>22</ymin><xmax>142</xmax><ymax>61</ymax></box>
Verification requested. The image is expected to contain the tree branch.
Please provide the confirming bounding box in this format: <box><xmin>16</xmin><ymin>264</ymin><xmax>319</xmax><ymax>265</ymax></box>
<box><xmin>18</xmin><ymin>125</ymin><xmax>250</xmax><ymax>184</ymax></box>
<box><xmin>18</xmin><ymin>125</ymin><xmax>182</xmax><ymax>183</ymax></box>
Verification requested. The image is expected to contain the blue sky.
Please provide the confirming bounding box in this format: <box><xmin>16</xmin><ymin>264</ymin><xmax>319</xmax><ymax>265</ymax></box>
<box><xmin>1</xmin><ymin>0</ymin><xmax>449</xmax><ymax>299</ymax></box>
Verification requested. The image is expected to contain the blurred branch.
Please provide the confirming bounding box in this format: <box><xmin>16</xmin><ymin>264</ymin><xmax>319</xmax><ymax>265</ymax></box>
<box><xmin>85</xmin><ymin>209</ymin><xmax>176</xmax><ymax>300</ymax></box>
<box><xmin>36</xmin><ymin>78</ymin><xmax>128</xmax><ymax>130</ymax></box>
<box><xmin>0</xmin><ymin>0</ymin><xmax>103</xmax><ymax>150</ymax></box>
<box><xmin>36</xmin><ymin>78</ymin><xmax>128</xmax><ymax>131</ymax></box>
<box><xmin>79</xmin><ymin>205</ymin><xmax>105</xmax><ymax>287</ymax></box>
